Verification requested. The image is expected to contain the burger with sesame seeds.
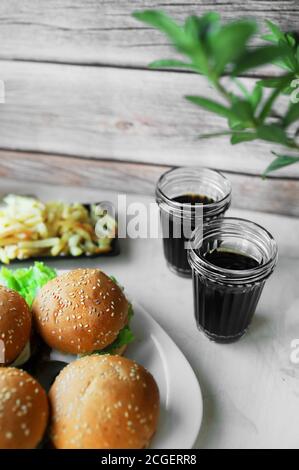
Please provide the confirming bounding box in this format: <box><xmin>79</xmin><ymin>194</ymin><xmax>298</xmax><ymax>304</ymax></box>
<box><xmin>0</xmin><ymin>367</ymin><xmax>49</xmax><ymax>449</ymax></box>
<box><xmin>49</xmin><ymin>354</ymin><xmax>160</xmax><ymax>449</ymax></box>
<box><xmin>32</xmin><ymin>268</ymin><xmax>134</xmax><ymax>356</ymax></box>
<box><xmin>0</xmin><ymin>286</ymin><xmax>32</xmax><ymax>367</ymax></box>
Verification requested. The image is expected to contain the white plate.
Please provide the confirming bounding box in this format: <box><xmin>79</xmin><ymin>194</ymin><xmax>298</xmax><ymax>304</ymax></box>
<box><xmin>51</xmin><ymin>300</ymin><xmax>203</xmax><ymax>449</ymax></box>
<box><xmin>128</xmin><ymin>302</ymin><xmax>203</xmax><ymax>449</ymax></box>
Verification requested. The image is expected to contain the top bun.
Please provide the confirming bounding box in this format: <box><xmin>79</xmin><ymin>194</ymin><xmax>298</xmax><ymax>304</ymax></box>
<box><xmin>0</xmin><ymin>367</ymin><xmax>49</xmax><ymax>449</ymax></box>
<box><xmin>32</xmin><ymin>269</ymin><xmax>129</xmax><ymax>354</ymax></box>
<box><xmin>49</xmin><ymin>355</ymin><xmax>160</xmax><ymax>449</ymax></box>
<box><xmin>0</xmin><ymin>286</ymin><xmax>31</xmax><ymax>365</ymax></box>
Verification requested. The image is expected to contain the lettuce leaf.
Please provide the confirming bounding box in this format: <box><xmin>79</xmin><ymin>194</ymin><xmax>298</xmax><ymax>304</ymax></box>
<box><xmin>99</xmin><ymin>323</ymin><xmax>135</xmax><ymax>355</ymax></box>
<box><xmin>110</xmin><ymin>275</ymin><xmax>124</xmax><ymax>291</ymax></box>
<box><xmin>0</xmin><ymin>262</ymin><xmax>57</xmax><ymax>306</ymax></box>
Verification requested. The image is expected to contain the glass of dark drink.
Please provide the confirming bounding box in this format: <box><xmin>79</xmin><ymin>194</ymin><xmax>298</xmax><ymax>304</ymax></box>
<box><xmin>156</xmin><ymin>167</ymin><xmax>232</xmax><ymax>276</ymax></box>
<box><xmin>188</xmin><ymin>217</ymin><xmax>278</xmax><ymax>343</ymax></box>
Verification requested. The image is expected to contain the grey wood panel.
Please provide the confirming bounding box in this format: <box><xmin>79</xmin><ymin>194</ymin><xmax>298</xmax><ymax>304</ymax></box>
<box><xmin>0</xmin><ymin>0</ymin><xmax>298</xmax><ymax>73</ymax></box>
<box><xmin>0</xmin><ymin>60</ymin><xmax>297</xmax><ymax>177</ymax></box>
<box><xmin>0</xmin><ymin>150</ymin><xmax>298</xmax><ymax>217</ymax></box>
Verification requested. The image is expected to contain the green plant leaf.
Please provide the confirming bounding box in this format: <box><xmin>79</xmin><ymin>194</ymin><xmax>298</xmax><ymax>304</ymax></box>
<box><xmin>133</xmin><ymin>10</ymin><xmax>210</xmax><ymax>73</ymax></box>
<box><xmin>263</xmin><ymin>21</ymin><xmax>299</xmax><ymax>72</ymax></box>
<box><xmin>265</xmin><ymin>20</ymin><xmax>285</xmax><ymax>42</ymax></box>
<box><xmin>258</xmin><ymin>74</ymin><xmax>293</xmax><ymax>88</ymax></box>
<box><xmin>132</xmin><ymin>10</ymin><xmax>192</xmax><ymax>53</ymax></box>
<box><xmin>186</xmin><ymin>95</ymin><xmax>237</xmax><ymax>119</ymax></box>
<box><xmin>197</xmin><ymin>131</ymin><xmax>233</xmax><ymax>140</ymax></box>
<box><xmin>228</xmin><ymin>116</ymin><xmax>246</xmax><ymax>131</ymax></box>
<box><xmin>258</xmin><ymin>75</ymin><xmax>292</xmax><ymax>122</ymax></box>
<box><xmin>282</xmin><ymin>102</ymin><xmax>299</xmax><ymax>127</ymax></box>
<box><xmin>184</xmin><ymin>12</ymin><xmax>220</xmax><ymax>40</ymax></box>
<box><xmin>256</xmin><ymin>124</ymin><xmax>290</xmax><ymax>145</ymax></box>
<box><xmin>273</xmin><ymin>58</ymin><xmax>295</xmax><ymax>71</ymax></box>
<box><xmin>233</xmin><ymin>45</ymin><xmax>287</xmax><ymax>75</ymax></box>
<box><xmin>133</xmin><ymin>10</ymin><xmax>181</xmax><ymax>37</ymax></box>
<box><xmin>250</xmin><ymin>84</ymin><xmax>263</xmax><ymax>109</ymax></box>
<box><xmin>231</xmin><ymin>100</ymin><xmax>254</xmax><ymax>123</ymax></box>
<box><xmin>183</xmin><ymin>15</ymin><xmax>220</xmax><ymax>74</ymax></box>
<box><xmin>149</xmin><ymin>59</ymin><xmax>198</xmax><ymax>71</ymax></box>
<box><xmin>276</xmin><ymin>41</ymin><xmax>298</xmax><ymax>71</ymax></box>
<box><xmin>134</xmin><ymin>9</ymin><xmax>299</xmax><ymax>170</ymax></box>
<box><xmin>263</xmin><ymin>152</ymin><xmax>299</xmax><ymax>175</ymax></box>
<box><xmin>210</xmin><ymin>20</ymin><xmax>257</xmax><ymax>75</ymax></box>
<box><xmin>286</xmin><ymin>33</ymin><xmax>296</xmax><ymax>48</ymax></box>
<box><xmin>230</xmin><ymin>132</ymin><xmax>257</xmax><ymax>144</ymax></box>
<box><xmin>259</xmin><ymin>89</ymin><xmax>281</xmax><ymax>122</ymax></box>
<box><xmin>261</xmin><ymin>33</ymin><xmax>277</xmax><ymax>44</ymax></box>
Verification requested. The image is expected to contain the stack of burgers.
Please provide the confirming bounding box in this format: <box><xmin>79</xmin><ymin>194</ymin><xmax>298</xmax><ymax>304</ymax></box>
<box><xmin>0</xmin><ymin>269</ymin><xmax>159</xmax><ymax>449</ymax></box>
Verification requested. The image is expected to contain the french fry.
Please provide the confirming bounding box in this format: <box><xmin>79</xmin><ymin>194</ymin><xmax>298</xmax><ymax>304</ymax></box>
<box><xmin>18</xmin><ymin>238</ymin><xmax>60</xmax><ymax>249</ymax></box>
<box><xmin>0</xmin><ymin>195</ymin><xmax>116</xmax><ymax>263</ymax></box>
<box><xmin>0</xmin><ymin>237</ymin><xmax>25</xmax><ymax>246</ymax></box>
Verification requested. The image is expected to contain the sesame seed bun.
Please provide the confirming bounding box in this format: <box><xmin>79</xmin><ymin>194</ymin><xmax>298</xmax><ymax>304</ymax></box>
<box><xmin>32</xmin><ymin>269</ymin><xmax>129</xmax><ymax>355</ymax></box>
<box><xmin>49</xmin><ymin>355</ymin><xmax>160</xmax><ymax>449</ymax></box>
<box><xmin>0</xmin><ymin>286</ymin><xmax>32</xmax><ymax>366</ymax></box>
<box><xmin>0</xmin><ymin>367</ymin><xmax>49</xmax><ymax>449</ymax></box>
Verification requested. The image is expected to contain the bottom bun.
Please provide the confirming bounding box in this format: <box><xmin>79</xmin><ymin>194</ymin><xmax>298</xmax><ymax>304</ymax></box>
<box><xmin>49</xmin><ymin>355</ymin><xmax>160</xmax><ymax>449</ymax></box>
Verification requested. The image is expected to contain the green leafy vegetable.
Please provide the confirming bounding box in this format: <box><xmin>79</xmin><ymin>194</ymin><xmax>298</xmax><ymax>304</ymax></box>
<box><xmin>110</xmin><ymin>274</ymin><xmax>124</xmax><ymax>291</ymax></box>
<box><xmin>0</xmin><ymin>262</ymin><xmax>57</xmax><ymax>306</ymax></box>
<box><xmin>99</xmin><ymin>323</ymin><xmax>135</xmax><ymax>355</ymax></box>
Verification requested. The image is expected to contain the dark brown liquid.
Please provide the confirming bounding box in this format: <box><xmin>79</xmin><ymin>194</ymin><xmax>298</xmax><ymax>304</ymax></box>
<box><xmin>204</xmin><ymin>249</ymin><xmax>259</xmax><ymax>270</ymax></box>
<box><xmin>193</xmin><ymin>249</ymin><xmax>264</xmax><ymax>343</ymax></box>
<box><xmin>161</xmin><ymin>194</ymin><xmax>215</xmax><ymax>276</ymax></box>
<box><xmin>173</xmin><ymin>194</ymin><xmax>214</xmax><ymax>205</ymax></box>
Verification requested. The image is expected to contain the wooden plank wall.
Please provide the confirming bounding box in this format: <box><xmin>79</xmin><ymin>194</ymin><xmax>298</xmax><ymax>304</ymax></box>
<box><xmin>0</xmin><ymin>0</ymin><xmax>299</xmax><ymax>216</ymax></box>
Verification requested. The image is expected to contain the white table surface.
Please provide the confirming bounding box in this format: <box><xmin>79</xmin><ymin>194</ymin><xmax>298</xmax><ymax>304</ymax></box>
<box><xmin>2</xmin><ymin>179</ymin><xmax>299</xmax><ymax>449</ymax></box>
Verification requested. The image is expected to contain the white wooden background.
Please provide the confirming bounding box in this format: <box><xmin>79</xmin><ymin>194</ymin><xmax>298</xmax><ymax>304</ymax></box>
<box><xmin>0</xmin><ymin>0</ymin><xmax>299</xmax><ymax>215</ymax></box>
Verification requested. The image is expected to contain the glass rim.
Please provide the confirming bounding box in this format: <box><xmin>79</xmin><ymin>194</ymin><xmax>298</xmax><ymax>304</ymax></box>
<box><xmin>155</xmin><ymin>166</ymin><xmax>232</xmax><ymax>215</ymax></box>
<box><xmin>188</xmin><ymin>217</ymin><xmax>278</xmax><ymax>282</ymax></box>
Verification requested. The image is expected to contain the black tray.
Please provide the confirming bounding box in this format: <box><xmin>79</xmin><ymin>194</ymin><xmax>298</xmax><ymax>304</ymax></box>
<box><xmin>0</xmin><ymin>201</ymin><xmax>120</xmax><ymax>264</ymax></box>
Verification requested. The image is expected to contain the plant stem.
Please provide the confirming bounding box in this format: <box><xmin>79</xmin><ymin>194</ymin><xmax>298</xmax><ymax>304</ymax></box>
<box><xmin>212</xmin><ymin>78</ymin><xmax>233</xmax><ymax>104</ymax></box>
